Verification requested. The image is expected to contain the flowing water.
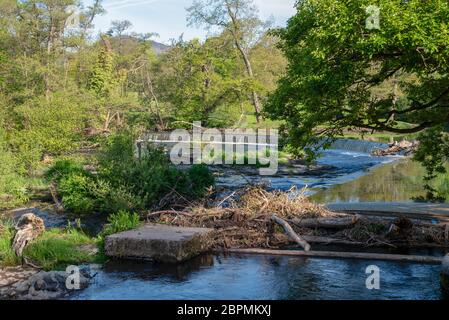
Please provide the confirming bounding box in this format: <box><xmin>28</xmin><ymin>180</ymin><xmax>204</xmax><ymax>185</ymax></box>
<box><xmin>71</xmin><ymin>141</ymin><xmax>446</xmax><ymax>300</ymax></box>
<box><xmin>10</xmin><ymin>139</ymin><xmax>445</xmax><ymax>300</ymax></box>
<box><xmin>73</xmin><ymin>254</ymin><xmax>444</xmax><ymax>300</ymax></box>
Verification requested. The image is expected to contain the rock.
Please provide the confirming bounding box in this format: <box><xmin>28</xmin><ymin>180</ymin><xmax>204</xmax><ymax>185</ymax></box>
<box><xmin>105</xmin><ymin>224</ymin><xmax>214</xmax><ymax>263</ymax></box>
<box><xmin>372</xmin><ymin>140</ymin><xmax>418</xmax><ymax>157</ymax></box>
<box><xmin>397</xmin><ymin>140</ymin><xmax>414</xmax><ymax>149</ymax></box>
<box><xmin>12</xmin><ymin>213</ymin><xmax>45</xmax><ymax>257</ymax></box>
<box><xmin>441</xmin><ymin>254</ymin><xmax>449</xmax><ymax>295</ymax></box>
<box><xmin>1</xmin><ymin>267</ymin><xmax>93</xmax><ymax>300</ymax></box>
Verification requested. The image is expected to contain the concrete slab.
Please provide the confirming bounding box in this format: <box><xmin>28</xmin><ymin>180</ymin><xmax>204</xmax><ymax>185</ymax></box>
<box><xmin>105</xmin><ymin>224</ymin><xmax>214</xmax><ymax>263</ymax></box>
<box><xmin>328</xmin><ymin>202</ymin><xmax>449</xmax><ymax>222</ymax></box>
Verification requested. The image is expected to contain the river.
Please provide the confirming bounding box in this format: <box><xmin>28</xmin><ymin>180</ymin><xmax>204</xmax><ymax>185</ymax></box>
<box><xmin>70</xmin><ymin>143</ymin><xmax>447</xmax><ymax>300</ymax></box>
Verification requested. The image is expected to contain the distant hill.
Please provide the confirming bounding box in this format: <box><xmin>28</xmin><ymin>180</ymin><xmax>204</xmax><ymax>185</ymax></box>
<box><xmin>150</xmin><ymin>40</ymin><xmax>170</xmax><ymax>55</ymax></box>
<box><xmin>108</xmin><ymin>36</ymin><xmax>170</xmax><ymax>55</ymax></box>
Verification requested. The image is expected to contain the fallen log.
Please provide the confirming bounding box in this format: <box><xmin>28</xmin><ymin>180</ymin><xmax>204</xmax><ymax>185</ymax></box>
<box><xmin>271</xmin><ymin>215</ymin><xmax>311</xmax><ymax>251</ymax></box>
<box><xmin>12</xmin><ymin>214</ymin><xmax>45</xmax><ymax>257</ymax></box>
<box><xmin>290</xmin><ymin>216</ymin><xmax>358</xmax><ymax>230</ymax></box>
<box><xmin>226</xmin><ymin>248</ymin><xmax>443</xmax><ymax>264</ymax></box>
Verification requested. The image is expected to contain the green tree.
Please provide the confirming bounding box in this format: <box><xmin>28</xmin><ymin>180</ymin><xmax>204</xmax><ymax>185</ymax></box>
<box><xmin>267</xmin><ymin>0</ymin><xmax>449</xmax><ymax>158</ymax></box>
<box><xmin>155</xmin><ymin>37</ymin><xmax>245</xmax><ymax>127</ymax></box>
<box><xmin>187</xmin><ymin>0</ymin><xmax>271</xmax><ymax>123</ymax></box>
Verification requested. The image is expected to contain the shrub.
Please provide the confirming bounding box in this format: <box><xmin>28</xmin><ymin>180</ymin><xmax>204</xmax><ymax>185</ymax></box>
<box><xmin>45</xmin><ymin>159</ymin><xmax>88</xmax><ymax>183</ymax></box>
<box><xmin>91</xmin><ymin>179</ymin><xmax>142</xmax><ymax>214</ymax></box>
<box><xmin>0</xmin><ymin>127</ymin><xmax>29</xmax><ymax>209</ymax></box>
<box><xmin>59</xmin><ymin>173</ymin><xmax>97</xmax><ymax>215</ymax></box>
<box><xmin>10</xmin><ymin>94</ymin><xmax>91</xmax><ymax>170</ymax></box>
<box><xmin>100</xmin><ymin>210</ymin><xmax>141</xmax><ymax>238</ymax></box>
<box><xmin>47</xmin><ymin>132</ymin><xmax>215</xmax><ymax>215</ymax></box>
<box><xmin>98</xmin><ymin>133</ymin><xmax>215</xmax><ymax>209</ymax></box>
<box><xmin>188</xmin><ymin>164</ymin><xmax>215</xmax><ymax>197</ymax></box>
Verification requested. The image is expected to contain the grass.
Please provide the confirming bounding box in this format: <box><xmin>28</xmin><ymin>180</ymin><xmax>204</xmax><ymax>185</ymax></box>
<box><xmin>23</xmin><ymin>227</ymin><xmax>101</xmax><ymax>271</ymax></box>
<box><xmin>0</xmin><ymin>219</ymin><xmax>102</xmax><ymax>271</ymax></box>
<box><xmin>100</xmin><ymin>210</ymin><xmax>141</xmax><ymax>238</ymax></box>
<box><xmin>0</xmin><ymin>220</ymin><xmax>21</xmax><ymax>266</ymax></box>
<box><xmin>0</xmin><ymin>210</ymin><xmax>142</xmax><ymax>271</ymax></box>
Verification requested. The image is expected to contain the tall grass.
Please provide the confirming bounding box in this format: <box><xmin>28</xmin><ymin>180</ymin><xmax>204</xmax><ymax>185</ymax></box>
<box><xmin>23</xmin><ymin>227</ymin><xmax>99</xmax><ymax>271</ymax></box>
<box><xmin>0</xmin><ymin>220</ymin><xmax>20</xmax><ymax>266</ymax></box>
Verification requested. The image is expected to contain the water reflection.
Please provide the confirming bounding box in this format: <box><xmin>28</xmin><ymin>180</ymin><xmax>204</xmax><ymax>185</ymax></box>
<box><xmin>73</xmin><ymin>254</ymin><xmax>444</xmax><ymax>300</ymax></box>
<box><xmin>310</xmin><ymin>160</ymin><xmax>429</xmax><ymax>203</ymax></box>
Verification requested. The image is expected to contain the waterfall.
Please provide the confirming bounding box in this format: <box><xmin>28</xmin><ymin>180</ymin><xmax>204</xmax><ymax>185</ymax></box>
<box><xmin>326</xmin><ymin>139</ymin><xmax>389</xmax><ymax>154</ymax></box>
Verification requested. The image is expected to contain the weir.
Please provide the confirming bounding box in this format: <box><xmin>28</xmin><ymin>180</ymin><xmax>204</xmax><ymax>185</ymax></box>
<box><xmin>325</xmin><ymin>138</ymin><xmax>389</xmax><ymax>154</ymax></box>
<box><xmin>140</xmin><ymin>132</ymin><xmax>389</xmax><ymax>155</ymax></box>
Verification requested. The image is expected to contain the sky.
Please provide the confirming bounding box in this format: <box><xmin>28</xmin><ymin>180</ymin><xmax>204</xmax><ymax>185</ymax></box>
<box><xmin>86</xmin><ymin>0</ymin><xmax>297</xmax><ymax>44</ymax></box>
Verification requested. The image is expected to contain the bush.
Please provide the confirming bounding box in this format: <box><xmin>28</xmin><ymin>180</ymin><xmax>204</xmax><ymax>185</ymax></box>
<box><xmin>58</xmin><ymin>173</ymin><xmax>97</xmax><ymax>215</ymax></box>
<box><xmin>98</xmin><ymin>133</ymin><xmax>215</xmax><ymax>210</ymax></box>
<box><xmin>0</xmin><ymin>126</ymin><xmax>29</xmax><ymax>209</ymax></box>
<box><xmin>100</xmin><ymin>210</ymin><xmax>141</xmax><ymax>238</ymax></box>
<box><xmin>47</xmin><ymin>132</ymin><xmax>215</xmax><ymax>215</ymax></box>
<box><xmin>188</xmin><ymin>164</ymin><xmax>215</xmax><ymax>197</ymax></box>
<box><xmin>10</xmin><ymin>93</ymin><xmax>92</xmax><ymax>170</ymax></box>
<box><xmin>45</xmin><ymin>159</ymin><xmax>88</xmax><ymax>183</ymax></box>
<box><xmin>91</xmin><ymin>179</ymin><xmax>142</xmax><ymax>214</ymax></box>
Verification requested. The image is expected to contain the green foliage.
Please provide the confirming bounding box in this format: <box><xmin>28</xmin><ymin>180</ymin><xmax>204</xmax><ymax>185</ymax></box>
<box><xmin>23</xmin><ymin>227</ymin><xmax>99</xmax><ymax>271</ymax></box>
<box><xmin>155</xmin><ymin>38</ymin><xmax>244</xmax><ymax>127</ymax></box>
<box><xmin>59</xmin><ymin>173</ymin><xmax>97</xmax><ymax>215</ymax></box>
<box><xmin>414</xmin><ymin>127</ymin><xmax>449</xmax><ymax>200</ymax></box>
<box><xmin>45</xmin><ymin>159</ymin><xmax>88</xmax><ymax>183</ymax></box>
<box><xmin>188</xmin><ymin>164</ymin><xmax>216</xmax><ymax>197</ymax></box>
<box><xmin>0</xmin><ymin>117</ymin><xmax>29</xmax><ymax>209</ymax></box>
<box><xmin>11</xmin><ymin>93</ymin><xmax>92</xmax><ymax>170</ymax></box>
<box><xmin>46</xmin><ymin>132</ymin><xmax>215</xmax><ymax>215</ymax></box>
<box><xmin>88</xmin><ymin>42</ymin><xmax>116</xmax><ymax>99</ymax></box>
<box><xmin>0</xmin><ymin>220</ymin><xmax>20</xmax><ymax>267</ymax></box>
<box><xmin>100</xmin><ymin>210</ymin><xmax>141</xmax><ymax>238</ymax></box>
<box><xmin>267</xmin><ymin>0</ymin><xmax>449</xmax><ymax>159</ymax></box>
<box><xmin>98</xmin><ymin>132</ymin><xmax>216</xmax><ymax>210</ymax></box>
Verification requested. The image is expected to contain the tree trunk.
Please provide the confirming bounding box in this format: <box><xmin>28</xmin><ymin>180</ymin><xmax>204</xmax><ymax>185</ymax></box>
<box><xmin>289</xmin><ymin>216</ymin><xmax>359</xmax><ymax>230</ymax></box>
<box><xmin>235</xmin><ymin>41</ymin><xmax>262</xmax><ymax>123</ymax></box>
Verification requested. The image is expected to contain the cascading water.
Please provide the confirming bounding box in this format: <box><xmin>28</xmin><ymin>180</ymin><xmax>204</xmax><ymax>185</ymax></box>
<box><xmin>326</xmin><ymin>139</ymin><xmax>389</xmax><ymax>154</ymax></box>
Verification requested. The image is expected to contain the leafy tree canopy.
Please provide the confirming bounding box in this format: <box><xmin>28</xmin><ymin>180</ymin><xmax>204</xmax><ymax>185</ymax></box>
<box><xmin>267</xmin><ymin>0</ymin><xmax>449</xmax><ymax>157</ymax></box>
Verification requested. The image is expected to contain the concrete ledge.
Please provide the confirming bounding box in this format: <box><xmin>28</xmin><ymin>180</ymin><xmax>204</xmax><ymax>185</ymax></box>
<box><xmin>105</xmin><ymin>224</ymin><xmax>214</xmax><ymax>263</ymax></box>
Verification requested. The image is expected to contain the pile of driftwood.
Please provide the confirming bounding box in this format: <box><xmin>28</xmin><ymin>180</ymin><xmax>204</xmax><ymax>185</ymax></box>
<box><xmin>372</xmin><ymin>140</ymin><xmax>419</xmax><ymax>157</ymax></box>
<box><xmin>147</xmin><ymin>186</ymin><xmax>449</xmax><ymax>250</ymax></box>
